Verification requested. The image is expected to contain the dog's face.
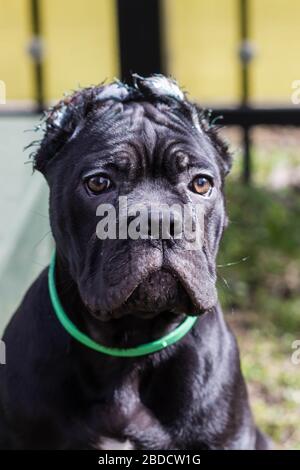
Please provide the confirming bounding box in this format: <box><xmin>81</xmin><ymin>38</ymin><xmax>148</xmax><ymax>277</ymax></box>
<box><xmin>35</xmin><ymin>76</ymin><xmax>231</xmax><ymax>320</ymax></box>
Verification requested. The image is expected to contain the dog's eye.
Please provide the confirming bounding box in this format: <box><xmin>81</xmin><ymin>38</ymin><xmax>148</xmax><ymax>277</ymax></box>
<box><xmin>86</xmin><ymin>175</ymin><xmax>111</xmax><ymax>194</ymax></box>
<box><xmin>191</xmin><ymin>176</ymin><xmax>213</xmax><ymax>195</ymax></box>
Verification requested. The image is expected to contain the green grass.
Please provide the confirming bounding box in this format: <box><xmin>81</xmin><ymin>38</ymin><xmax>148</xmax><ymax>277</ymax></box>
<box><xmin>218</xmin><ymin>180</ymin><xmax>300</xmax><ymax>333</ymax></box>
<box><xmin>228</xmin><ymin>313</ymin><xmax>300</xmax><ymax>450</ymax></box>
<box><xmin>218</xmin><ymin>146</ymin><xmax>300</xmax><ymax>449</ymax></box>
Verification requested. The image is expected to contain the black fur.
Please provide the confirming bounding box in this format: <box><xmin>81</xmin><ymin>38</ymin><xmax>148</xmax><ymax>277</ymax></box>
<box><xmin>0</xmin><ymin>75</ymin><xmax>269</xmax><ymax>449</ymax></box>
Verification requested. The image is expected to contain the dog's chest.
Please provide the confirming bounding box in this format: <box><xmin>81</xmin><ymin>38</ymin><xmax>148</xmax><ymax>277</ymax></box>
<box><xmin>90</xmin><ymin>378</ymin><xmax>170</xmax><ymax>450</ymax></box>
<box><xmin>95</xmin><ymin>436</ymin><xmax>135</xmax><ymax>450</ymax></box>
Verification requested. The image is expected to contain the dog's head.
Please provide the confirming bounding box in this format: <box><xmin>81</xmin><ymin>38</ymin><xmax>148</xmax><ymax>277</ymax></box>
<box><xmin>34</xmin><ymin>75</ymin><xmax>231</xmax><ymax>321</ymax></box>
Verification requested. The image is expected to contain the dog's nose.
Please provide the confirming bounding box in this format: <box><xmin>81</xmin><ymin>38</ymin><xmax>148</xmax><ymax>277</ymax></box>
<box><xmin>148</xmin><ymin>208</ymin><xmax>182</xmax><ymax>239</ymax></box>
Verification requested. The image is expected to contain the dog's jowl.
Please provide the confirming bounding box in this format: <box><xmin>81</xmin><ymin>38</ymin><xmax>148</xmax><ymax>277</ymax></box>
<box><xmin>0</xmin><ymin>75</ymin><xmax>270</xmax><ymax>449</ymax></box>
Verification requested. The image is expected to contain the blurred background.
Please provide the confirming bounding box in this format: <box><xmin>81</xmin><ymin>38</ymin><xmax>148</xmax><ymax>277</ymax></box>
<box><xmin>0</xmin><ymin>0</ymin><xmax>299</xmax><ymax>449</ymax></box>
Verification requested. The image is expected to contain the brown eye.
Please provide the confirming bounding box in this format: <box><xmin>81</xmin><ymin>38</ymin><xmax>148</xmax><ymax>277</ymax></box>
<box><xmin>86</xmin><ymin>175</ymin><xmax>111</xmax><ymax>194</ymax></box>
<box><xmin>192</xmin><ymin>176</ymin><xmax>213</xmax><ymax>195</ymax></box>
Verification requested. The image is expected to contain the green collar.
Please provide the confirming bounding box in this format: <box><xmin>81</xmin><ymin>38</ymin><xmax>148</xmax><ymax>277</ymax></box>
<box><xmin>48</xmin><ymin>251</ymin><xmax>198</xmax><ymax>357</ymax></box>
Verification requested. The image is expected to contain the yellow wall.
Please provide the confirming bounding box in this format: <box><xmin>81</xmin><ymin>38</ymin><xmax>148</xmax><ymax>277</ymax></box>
<box><xmin>163</xmin><ymin>0</ymin><xmax>238</xmax><ymax>104</ymax></box>
<box><xmin>0</xmin><ymin>0</ymin><xmax>299</xmax><ymax>104</ymax></box>
<box><xmin>0</xmin><ymin>0</ymin><xmax>118</xmax><ymax>102</ymax></box>
<box><xmin>42</xmin><ymin>0</ymin><xmax>119</xmax><ymax>100</ymax></box>
<box><xmin>0</xmin><ymin>0</ymin><xmax>33</xmax><ymax>101</ymax></box>
<box><xmin>164</xmin><ymin>0</ymin><xmax>300</xmax><ymax>104</ymax></box>
<box><xmin>251</xmin><ymin>0</ymin><xmax>300</xmax><ymax>102</ymax></box>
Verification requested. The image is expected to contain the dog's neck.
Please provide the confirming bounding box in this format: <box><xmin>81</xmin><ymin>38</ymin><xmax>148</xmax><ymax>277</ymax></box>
<box><xmin>53</xmin><ymin>253</ymin><xmax>227</xmax><ymax>403</ymax></box>
<box><xmin>55</xmin><ymin>254</ymin><xmax>185</xmax><ymax>350</ymax></box>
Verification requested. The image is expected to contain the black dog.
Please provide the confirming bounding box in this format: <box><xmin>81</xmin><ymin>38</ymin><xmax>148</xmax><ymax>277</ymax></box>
<box><xmin>0</xmin><ymin>75</ymin><xmax>269</xmax><ymax>449</ymax></box>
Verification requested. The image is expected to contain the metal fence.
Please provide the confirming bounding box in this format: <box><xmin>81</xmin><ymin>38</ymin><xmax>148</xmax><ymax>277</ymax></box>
<box><xmin>1</xmin><ymin>0</ymin><xmax>300</xmax><ymax>183</ymax></box>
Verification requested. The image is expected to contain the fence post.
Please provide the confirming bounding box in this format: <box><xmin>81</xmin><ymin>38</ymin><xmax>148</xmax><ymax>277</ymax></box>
<box><xmin>116</xmin><ymin>0</ymin><xmax>163</xmax><ymax>83</ymax></box>
<box><xmin>29</xmin><ymin>0</ymin><xmax>45</xmax><ymax>113</ymax></box>
<box><xmin>239</xmin><ymin>0</ymin><xmax>254</xmax><ymax>183</ymax></box>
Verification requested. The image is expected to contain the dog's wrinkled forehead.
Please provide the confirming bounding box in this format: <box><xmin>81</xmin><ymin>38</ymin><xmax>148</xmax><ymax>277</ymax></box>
<box><xmin>33</xmin><ymin>74</ymin><xmax>231</xmax><ymax>176</ymax></box>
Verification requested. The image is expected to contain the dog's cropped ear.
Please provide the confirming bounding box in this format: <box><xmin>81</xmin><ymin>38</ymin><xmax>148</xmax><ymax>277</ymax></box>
<box><xmin>208</xmin><ymin>127</ymin><xmax>233</xmax><ymax>178</ymax></box>
<box><xmin>194</xmin><ymin>108</ymin><xmax>233</xmax><ymax>178</ymax></box>
<box><xmin>33</xmin><ymin>88</ymin><xmax>94</xmax><ymax>174</ymax></box>
<box><xmin>33</xmin><ymin>82</ymin><xmax>131</xmax><ymax>174</ymax></box>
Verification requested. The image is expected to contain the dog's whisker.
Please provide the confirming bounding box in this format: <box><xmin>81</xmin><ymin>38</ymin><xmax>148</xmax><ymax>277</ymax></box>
<box><xmin>218</xmin><ymin>274</ymin><xmax>231</xmax><ymax>291</ymax></box>
<box><xmin>217</xmin><ymin>256</ymin><xmax>249</xmax><ymax>268</ymax></box>
<box><xmin>30</xmin><ymin>210</ymin><xmax>49</xmax><ymax>219</ymax></box>
<box><xmin>33</xmin><ymin>230</ymin><xmax>52</xmax><ymax>250</ymax></box>
<box><xmin>32</xmin><ymin>261</ymin><xmax>47</xmax><ymax>268</ymax></box>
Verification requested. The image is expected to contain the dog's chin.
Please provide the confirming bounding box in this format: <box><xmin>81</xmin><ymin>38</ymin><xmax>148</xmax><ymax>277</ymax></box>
<box><xmin>88</xmin><ymin>270</ymin><xmax>206</xmax><ymax>321</ymax></box>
